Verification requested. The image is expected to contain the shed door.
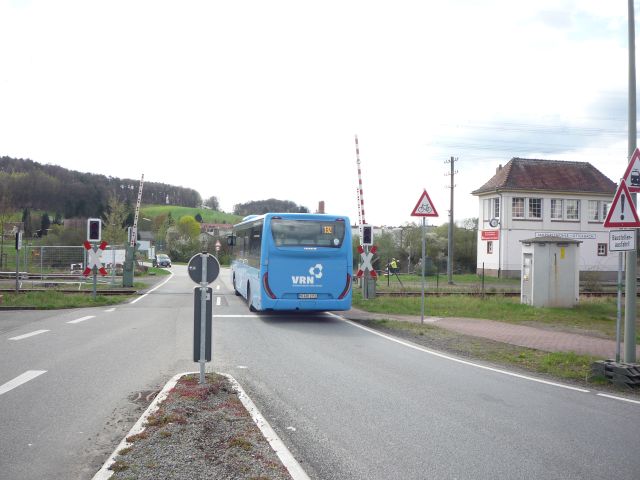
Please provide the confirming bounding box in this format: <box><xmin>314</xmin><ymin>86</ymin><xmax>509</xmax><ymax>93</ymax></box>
<box><xmin>521</xmin><ymin>253</ymin><xmax>533</xmax><ymax>305</ymax></box>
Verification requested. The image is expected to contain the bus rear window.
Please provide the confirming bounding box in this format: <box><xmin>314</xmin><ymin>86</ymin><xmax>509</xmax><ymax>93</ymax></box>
<box><xmin>271</xmin><ymin>219</ymin><xmax>345</xmax><ymax>247</ymax></box>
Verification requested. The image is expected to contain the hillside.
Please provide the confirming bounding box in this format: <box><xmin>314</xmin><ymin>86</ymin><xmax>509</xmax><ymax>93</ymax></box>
<box><xmin>0</xmin><ymin>156</ymin><xmax>203</xmax><ymax>218</ymax></box>
<box><xmin>141</xmin><ymin>205</ymin><xmax>241</xmax><ymax>224</ymax></box>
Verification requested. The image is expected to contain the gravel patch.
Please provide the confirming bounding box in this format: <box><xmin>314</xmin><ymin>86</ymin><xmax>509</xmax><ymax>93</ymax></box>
<box><xmin>105</xmin><ymin>373</ymin><xmax>292</xmax><ymax>480</ymax></box>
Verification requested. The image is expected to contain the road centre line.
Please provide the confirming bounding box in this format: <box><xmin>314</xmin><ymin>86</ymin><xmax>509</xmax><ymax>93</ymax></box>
<box><xmin>329</xmin><ymin>313</ymin><xmax>591</xmax><ymax>394</ymax></box>
<box><xmin>104</xmin><ymin>308</ymin><xmax>116</xmax><ymax>313</ymax></box>
<box><xmin>130</xmin><ymin>273</ymin><xmax>174</xmax><ymax>304</ymax></box>
<box><xmin>0</xmin><ymin>370</ymin><xmax>47</xmax><ymax>396</ymax></box>
<box><xmin>9</xmin><ymin>330</ymin><xmax>50</xmax><ymax>341</ymax></box>
<box><xmin>67</xmin><ymin>315</ymin><xmax>95</xmax><ymax>324</ymax></box>
<box><xmin>216</xmin><ymin>297</ymin><xmax>221</xmax><ymax>306</ymax></box>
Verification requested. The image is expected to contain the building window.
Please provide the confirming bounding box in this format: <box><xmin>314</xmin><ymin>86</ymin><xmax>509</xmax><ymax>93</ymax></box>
<box><xmin>588</xmin><ymin>200</ymin><xmax>599</xmax><ymax>221</ymax></box>
<box><xmin>597</xmin><ymin>243</ymin><xmax>607</xmax><ymax>256</ymax></box>
<box><xmin>487</xmin><ymin>241</ymin><xmax>493</xmax><ymax>254</ymax></box>
<box><xmin>528</xmin><ymin>198</ymin><xmax>542</xmax><ymax>219</ymax></box>
<box><xmin>512</xmin><ymin>198</ymin><xmax>525</xmax><ymax>218</ymax></box>
<box><xmin>565</xmin><ymin>199</ymin><xmax>580</xmax><ymax>220</ymax></box>
<box><xmin>483</xmin><ymin>198</ymin><xmax>500</xmax><ymax>223</ymax></box>
<box><xmin>551</xmin><ymin>199</ymin><xmax>563</xmax><ymax>219</ymax></box>
<box><xmin>601</xmin><ymin>202</ymin><xmax>610</xmax><ymax>220</ymax></box>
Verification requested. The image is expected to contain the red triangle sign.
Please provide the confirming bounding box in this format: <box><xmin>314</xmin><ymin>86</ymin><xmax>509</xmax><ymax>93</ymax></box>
<box><xmin>603</xmin><ymin>181</ymin><xmax>640</xmax><ymax>228</ymax></box>
<box><xmin>411</xmin><ymin>189</ymin><xmax>439</xmax><ymax>217</ymax></box>
<box><xmin>620</xmin><ymin>147</ymin><xmax>640</xmax><ymax>193</ymax></box>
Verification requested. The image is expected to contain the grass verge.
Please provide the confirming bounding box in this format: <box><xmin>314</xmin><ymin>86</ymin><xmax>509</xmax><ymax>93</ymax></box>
<box><xmin>356</xmin><ymin>318</ymin><xmax>605</xmax><ymax>385</ymax></box>
<box><xmin>352</xmin><ymin>290</ymin><xmax>640</xmax><ymax>343</ymax></box>
<box><xmin>0</xmin><ymin>291</ymin><xmax>132</xmax><ymax>308</ymax></box>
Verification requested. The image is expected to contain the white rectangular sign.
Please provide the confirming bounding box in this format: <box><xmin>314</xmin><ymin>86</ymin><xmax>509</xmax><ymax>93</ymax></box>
<box><xmin>609</xmin><ymin>230</ymin><xmax>636</xmax><ymax>251</ymax></box>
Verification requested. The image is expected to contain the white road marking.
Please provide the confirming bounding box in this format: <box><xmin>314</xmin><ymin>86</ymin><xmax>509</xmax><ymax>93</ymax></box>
<box><xmin>223</xmin><ymin>373</ymin><xmax>311</xmax><ymax>480</ymax></box>
<box><xmin>216</xmin><ymin>285</ymin><xmax>221</xmax><ymax>290</ymax></box>
<box><xmin>216</xmin><ymin>297</ymin><xmax>221</xmax><ymax>306</ymax></box>
<box><xmin>67</xmin><ymin>315</ymin><xmax>95</xmax><ymax>324</ymax></box>
<box><xmin>213</xmin><ymin>314</ymin><xmax>257</xmax><ymax>318</ymax></box>
<box><xmin>130</xmin><ymin>272</ymin><xmax>174</xmax><ymax>304</ymax></box>
<box><xmin>93</xmin><ymin>371</ymin><xmax>310</xmax><ymax>480</ymax></box>
<box><xmin>597</xmin><ymin>393</ymin><xmax>640</xmax><ymax>405</ymax></box>
<box><xmin>9</xmin><ymin>330</ymin><xmax>49</xmax><ymax>341</ymax></box>
<box><xmin>104</xmin><ymin>308</ymin><xmax>116</xmax><ymax>313</ymax></box>
<box><xmin>330</xmin><ymin>313</ymin><xmax>591</xmax><ymax>394</ymax></box>
<box><xmin>0</xmin><ymin>370</ymin><xmax>47</xmax><ymax>396</ymax></box>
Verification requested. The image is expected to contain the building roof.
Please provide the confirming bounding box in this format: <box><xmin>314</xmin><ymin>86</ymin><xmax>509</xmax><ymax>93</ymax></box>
<box><xmin>471</xmin><ymin>158</ymin><xmax>617</xmax><ymax>196</ymax></box>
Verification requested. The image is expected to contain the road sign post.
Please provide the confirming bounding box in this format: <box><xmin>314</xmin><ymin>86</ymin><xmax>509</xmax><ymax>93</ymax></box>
<box><xmin>604</xmin><ymin>177</ymin><xmax>640</xmax><ymax>363</ymax></box>
<box><xmin>188</xmin><ymin>252</ymin><xmax>220</xmax><ymax>384</ymax></box>
<box><xmin>15</xmin><ymin>231</ymin><xmax>22</xmax><ymax>294</ymax></box>
<box><xmin>82</xmin><ymin>240</ymin><xmax>108</xmax><ymax>299</ymax></box>
<box><xmin>411</xmin><ymin>189</ymin><xmax>439</xmax><ymax>324</ymax></box>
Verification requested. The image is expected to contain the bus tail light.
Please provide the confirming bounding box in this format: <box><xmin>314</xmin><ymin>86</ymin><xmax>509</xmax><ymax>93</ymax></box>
<box><xmin>338</xmin><ymin>273</ymin><xmax>352</xmax><ymax>299</ymax></box>
<box><xmin>263</xmin><ymin>272</ymin><xmax>277</xmax><ymax>299</ymax></box>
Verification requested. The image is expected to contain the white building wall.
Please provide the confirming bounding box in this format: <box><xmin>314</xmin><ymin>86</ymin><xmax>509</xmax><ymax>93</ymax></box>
<box><xmin>477</xmin><ymin>191</ymin><xmax>617</xmax><ymax>277</ymax></box>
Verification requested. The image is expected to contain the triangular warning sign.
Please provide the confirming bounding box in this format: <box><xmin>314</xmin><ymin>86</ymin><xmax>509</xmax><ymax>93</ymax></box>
<box><xmin>604</xmin><ymin>181</ymin><xmax>640</xmax><ymax>228</ymax></box>
<box><xmin>620</xmin><ymin>147</ymin><xmax>640</xmax><ymax>193</ymax></box>
<box><xmin>411</xmin><ymin>189</ymin><xmax>439</xmax><ymax>217</ymax></box>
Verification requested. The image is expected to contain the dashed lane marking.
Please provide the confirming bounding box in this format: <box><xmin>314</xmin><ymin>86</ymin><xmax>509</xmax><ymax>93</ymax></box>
<box><xmin>0</xmin><ymin>370</ymin><xmax>47</xmax><ymax>396</ymax></box>
<box><xmin>67</xmin><ymin>315</ymin><xmax>95</xmax><ymax>324</ymax></box>
<box><xmin>9</xmin><ymin>330</ymin><xmax>50</xmax><ymax>341</ymax></box>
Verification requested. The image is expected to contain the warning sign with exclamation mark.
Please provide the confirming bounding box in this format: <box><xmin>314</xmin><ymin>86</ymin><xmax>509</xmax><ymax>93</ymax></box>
<box><xmin>604</xmin><ymin>181</ymin><xmax>640</xmax><ymax>228</ymax></box>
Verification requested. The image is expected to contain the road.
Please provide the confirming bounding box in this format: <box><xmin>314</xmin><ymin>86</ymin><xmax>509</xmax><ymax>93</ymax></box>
<box><xmin>1</xmin><ymin>266</ymin><xmax>639</xmax><ymax>479</ymax></box>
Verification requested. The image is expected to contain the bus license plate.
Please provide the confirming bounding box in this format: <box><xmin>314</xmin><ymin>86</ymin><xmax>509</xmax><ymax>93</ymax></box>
<box><xmin>298</xmin><ymin>293</ymin><xmax>317</xmax><ymax>299</ymax></box>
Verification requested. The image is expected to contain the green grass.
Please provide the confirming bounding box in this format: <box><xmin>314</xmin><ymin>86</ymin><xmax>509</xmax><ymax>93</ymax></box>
<box><xmin>147</xmin><ymin>267</ymin><xmax>172</xmax><ymax>276</ymax></box>
<box><xmin>352</xmin><ymin>289</ymin><xmax>640</xmax><ymax>342</ymax></box>
<box><xmin>359</xmin><ymin>319</ymin><xmax>601</xmax><ymax>383</ymax></box>
<box><xmin>0</xmin><ymin>291</ymin><xmax>131</xmax><ymax>308</ymax></box>
<box><xmin>141</xmin><ymin>204</ymin><xmax>241</xmax><ymax>224</ymax></box>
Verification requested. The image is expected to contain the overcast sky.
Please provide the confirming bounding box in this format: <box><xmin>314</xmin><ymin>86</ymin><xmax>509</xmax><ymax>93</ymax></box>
<box><xmin>0</xmin><ymin>1</ymin><xmax>636</xmax><ymax>226</ymax></box>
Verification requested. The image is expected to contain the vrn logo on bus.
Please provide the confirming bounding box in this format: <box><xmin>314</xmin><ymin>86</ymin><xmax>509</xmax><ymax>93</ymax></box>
<box><xmin>292</xmin><ymin>264</ymin><xmax>323</xmax><ymax>285</ymax></box>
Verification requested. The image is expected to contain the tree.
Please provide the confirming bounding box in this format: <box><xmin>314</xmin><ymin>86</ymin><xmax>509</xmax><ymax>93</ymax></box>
<box><xmin>40</xmin><ymin>211</ymin><xmax>51</xmax><ymax>235</ymax></box>
<box><xmin>103</xmin><ymin>195</ymin><xmax>129</xmax><ymax>245</ymax></box>
<box><xmin>22</xmin><ymin>208</ymin><xmax>32</xmax><ymax>238</ymax></box>
<box><xmin>204</xmin><ymin>196</ymin><xmax>220</xmax><ymax>210</ymax></box>
<box><xmin>178</xmin><ymin>216</ymin><xmax>201</xmax><ymax>239</ymax></box>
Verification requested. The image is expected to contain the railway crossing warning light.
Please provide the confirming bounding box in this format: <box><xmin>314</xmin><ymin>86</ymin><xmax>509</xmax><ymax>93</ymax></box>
<box><xmin>87</xmin><ymin>218</ymin><xmax>102</xmax><ymax>242</ymax></box>
<box><xmin>362</xmin><ymin>225</ymin><xmax>373</xmax><ymax>246</ymax></box>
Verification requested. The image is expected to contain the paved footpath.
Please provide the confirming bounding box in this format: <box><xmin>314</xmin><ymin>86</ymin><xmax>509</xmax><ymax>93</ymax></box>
<box><xmin>342</xmin><ymin>308</ymin><xmax>640</xmax><ymax>359</ymax></box>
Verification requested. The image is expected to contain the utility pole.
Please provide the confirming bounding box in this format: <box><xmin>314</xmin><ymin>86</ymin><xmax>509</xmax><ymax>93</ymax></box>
<box><xmin>626</xmin><ymin>0</ymin><xmax>637</xmax><ymax>363</ymax></box>
<box><xmin>445</xmin><ymin>156</ymin><xmax>457</xmax><ymax>285</ymax></box>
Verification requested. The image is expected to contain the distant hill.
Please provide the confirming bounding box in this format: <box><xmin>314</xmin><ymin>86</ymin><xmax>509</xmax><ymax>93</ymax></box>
<box><xmin>141</xmin><ymin>205</ymin><xmax>241</xmax><ymax>225</ymax></box>
<box><xmin>0</xmin><ymin>156</ymin><xmax>203</xmax><ymax>217</ymax></box>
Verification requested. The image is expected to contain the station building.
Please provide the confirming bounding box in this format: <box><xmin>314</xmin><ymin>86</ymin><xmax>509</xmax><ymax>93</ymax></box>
<box><xmin>472</xmin><ymin>158</ymin><xmax>618</xmax><ymax>279</ymax></box>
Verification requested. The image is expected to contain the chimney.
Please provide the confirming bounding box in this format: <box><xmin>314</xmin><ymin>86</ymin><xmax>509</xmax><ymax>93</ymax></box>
<box><xmin>317</xmin><ymin>201</ymin><xmax>325</xmax><ymax>214</ymax></box>
<box><xmin>496</xmin><ymin>164</ymin><xmax>502</xmax><ymax>174</ymax></box>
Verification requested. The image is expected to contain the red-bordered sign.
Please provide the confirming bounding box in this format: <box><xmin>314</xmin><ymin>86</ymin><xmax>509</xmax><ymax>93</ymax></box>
<box><xmin>356</xmin><ymin>245</ymin><xmax>378</xmax><ymax>278</ymax></box>
<box><xmin>620</xmin><ymin>147</ymin><xmax>640</xmax><ymax>193</ymax></box>
<box><xmin>603</xmin><ymin>181</ymin><xmax>640</xmax><ymax>228</ymax></box>
<box><xmin>411</xmin><ymin>189</ymin><xmax>439</xmax><ymax>217</ymax></box>
<box><xmin>83</xmin><ymin>240</ymin><xmax>109</xmax><ymax>276</ymax></box>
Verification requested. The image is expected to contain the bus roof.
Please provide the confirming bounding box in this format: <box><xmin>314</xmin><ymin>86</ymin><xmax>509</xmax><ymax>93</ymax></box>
<box><xmin>234</xmin><ymin>212</ymin><xmax>350</xmax><ymax>227</ymax></box>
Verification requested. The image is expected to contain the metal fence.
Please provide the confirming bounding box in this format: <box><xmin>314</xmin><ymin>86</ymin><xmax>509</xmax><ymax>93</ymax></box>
<box><xmin>1</xmin><ymin>244</ymin><xmax>129</xmax><ymax>278</ymax></box>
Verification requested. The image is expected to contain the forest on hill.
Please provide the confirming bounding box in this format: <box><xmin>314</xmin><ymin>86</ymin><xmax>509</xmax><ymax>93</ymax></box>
<box><xmin>0</xmin><ymin>156</ymin><xmax>202</xmax><ymax>218</ymax></box>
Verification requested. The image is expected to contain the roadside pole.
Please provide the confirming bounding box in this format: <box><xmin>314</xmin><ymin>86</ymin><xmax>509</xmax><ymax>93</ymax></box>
<box><xmin>199</xmin><ymin>253</ymin><xmax>208</xmax><ymax>384</ymax></box>
<box><xmin>15</xmin><ymin>231</ymin><xmax>22</xmax><ymax>294</ymax></box>
<box><xmin>421</xmin><ymin>217</ymin><xmax>426</xmax><ymax>324</ymax></box>
<box><xmin>617</xmin><ymin>252</ymin><xmax>623</xmax><ymax>363</ymax></box>
<box><xmin>411</xmin><ymin>189</ymin><xmax>439</xmax><ymax>325</ymax></box>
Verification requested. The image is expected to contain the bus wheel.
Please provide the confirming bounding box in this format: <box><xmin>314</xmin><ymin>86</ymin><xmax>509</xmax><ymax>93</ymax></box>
<box><xmin>233</xmin><ymin>275</ymin><xmax>241</xmax><ymax>296</ymax></box>
<box><xmin>247</xmin><ymin>283</ymin><xmax>257</xmax><ymax>312</ymax></box>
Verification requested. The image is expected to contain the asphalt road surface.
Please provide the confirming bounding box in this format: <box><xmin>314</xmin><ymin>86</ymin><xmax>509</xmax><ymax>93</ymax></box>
<box><xmin>1</xmin><ymin>266</ymin><xmax>638</xmax><ymax>479</ymax></box>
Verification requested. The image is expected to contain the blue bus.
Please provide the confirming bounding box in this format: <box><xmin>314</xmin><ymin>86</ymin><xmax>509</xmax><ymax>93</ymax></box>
<box><xmin>229</xmin><ymin>213</ymin><xmax>353</xmax><ymax>312</ymax></box>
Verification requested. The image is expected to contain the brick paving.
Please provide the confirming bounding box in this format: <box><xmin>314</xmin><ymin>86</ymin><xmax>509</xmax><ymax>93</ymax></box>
<box><xmin>343</xmin><ymin>308</ymin><xmax>640</xmax><ymax>360</ymax></box>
